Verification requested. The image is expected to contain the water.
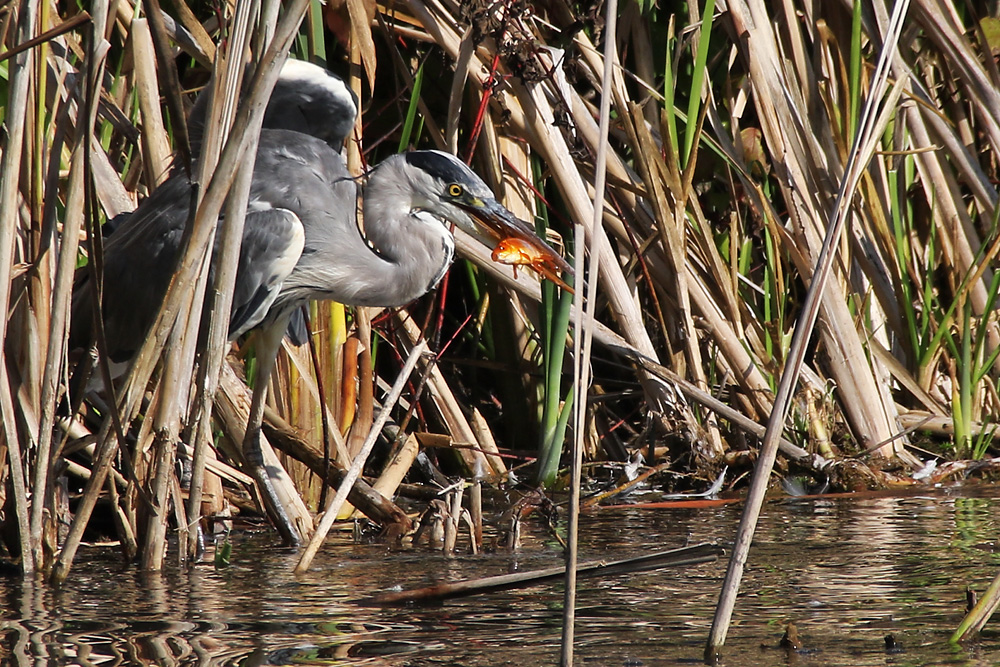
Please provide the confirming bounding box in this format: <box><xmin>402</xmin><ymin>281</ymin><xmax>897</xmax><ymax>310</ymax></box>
<box><xmin>4</xmin><ymin>487</ymin><xmax>1000</xmax><ymax>665</ymax></box>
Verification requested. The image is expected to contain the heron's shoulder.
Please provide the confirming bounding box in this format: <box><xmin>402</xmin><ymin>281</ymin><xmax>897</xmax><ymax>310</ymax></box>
<box><xmin>267</xmin><ymin>60</ymin><xmax>357</xmax><ymax>148</ymax></box>
<box><xmin>102</xmin><ymin>175</ymin><xmax>195</xmax><ymax>250</ymax></box>
<box><xmin>278</xmin><ymin>60</ymin><xmax>356</xmax><ymax>111</ymax></box>
<box><xmin>256</xmin><ymin>130</ymin><xmax>349</xmax><ymax>175</ymax></box>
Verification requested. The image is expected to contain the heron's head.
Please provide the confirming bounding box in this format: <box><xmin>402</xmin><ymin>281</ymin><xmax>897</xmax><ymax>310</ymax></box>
<box><xmin>398</xmin><ymin>150</ymin><xmax>572</xmax><ymax>278</ymax></box>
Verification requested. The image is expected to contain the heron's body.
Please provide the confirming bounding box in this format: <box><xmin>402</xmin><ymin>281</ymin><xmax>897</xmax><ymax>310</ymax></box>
<box><xmin>76</xmin><ymin>133</ymin><xmax>466</xmax><ymax>361</ymax></box>
<box><xmin>71</xmin><ymin>59</ymin><xmax>568</xmax><ymax>544</ymax></box>
<box><xmin>188</xmin><ymin>58</ymin><xmax>358</xmax><ymax>155</ymax></box>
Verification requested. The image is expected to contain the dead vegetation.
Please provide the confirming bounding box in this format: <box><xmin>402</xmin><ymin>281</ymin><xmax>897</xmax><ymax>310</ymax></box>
<box><xmin>0</xmin><ymin>0</ymin><xmax>998</xmax><ymax>577</ymax></box>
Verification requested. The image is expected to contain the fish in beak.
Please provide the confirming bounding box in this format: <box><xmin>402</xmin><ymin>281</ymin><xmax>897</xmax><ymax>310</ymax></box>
<box><xmin>401</xmin><ymin>150</ymin><xmax>574</xmax><ymax>292</ymax></box>
<box><xmin>461</xmin><ymin>197</ymin><xmax>574</xmax><ymax>294</ymax></box>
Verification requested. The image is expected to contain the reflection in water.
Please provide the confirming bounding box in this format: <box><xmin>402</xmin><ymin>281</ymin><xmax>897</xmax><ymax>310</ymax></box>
<box><xmin>3</xmin><ymin>492</ymin><xmax>1000</xmax><ymax>665</ymax></box>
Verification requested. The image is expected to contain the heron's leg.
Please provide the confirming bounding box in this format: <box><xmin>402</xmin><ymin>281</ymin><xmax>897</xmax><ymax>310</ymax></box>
<box><xmin>241</xmin><ymin>316</ymin><xmax>302</xmax><ymax>545</ymax></box>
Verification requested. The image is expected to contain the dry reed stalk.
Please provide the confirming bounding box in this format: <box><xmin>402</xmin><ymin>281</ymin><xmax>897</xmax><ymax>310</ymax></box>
<box><xmin>470</xmin><ymin>407</ymin><xmax>507</xmax><ymax>475</ymax></box>
<box><xmin>273</xmin><ymin>352</ymin><xmax>322</xmax><ymax>508</ymax></box>
<box><xmin>322</xmin><ymin>303</ymin><xmax>350</xmax><ymax>450</ymax></box>
<box><xmin>563</xmin><ymin>0</ymin><xmax>621</xmax><ymax>653</ymax></box>
<box><xmin>0</xmin><ymin>369</ymin><xmax>31</xmax><ymax>571</ymax></box>
<box><xmin>215</xmin><ymin>362</ymin><xmax>315</xmax><ymax>535</ymax></box>
<box><xmin>167</xmin><ymin>0</ymin><xmax>216</xmax><ymax>64</ymax></box>
<box><xmin>295</xmin><ymin>339</ymin><xmax>429</xmax><ymax>572</ymax></box>
<box><xmin>346</xmin><ymin>310</ymin><xmax>376</xmax><ymax>458</ymax></box>
<box><xmin>370</xmin><ymin>432</ymin><xmax>420</xmax><ymax>499</ymax></box>
<box><xmin>897</xmin><ymin>411</ymin><xmax>992</xmax><ymax>439</ymax></box>
<box><xmin>300</xmin><ymin>301</ymin><xmax>346</xmax><ymax>509</ymax></box>
<box><xmin>130</xmin><ymin>18</ymin><xmax>171</xmax><ymax>186</ymax></box>
<box><xmin>0</xmin><ymin>0</ymin><xmax>40</xmax><ymax>575</ymax></box>
<box><xmin>29</xmin><ymin>39</ymin><xmax>91</xmax><ymax>569</ymax></box>
<box><xmin>141</xmin><ymin>430</ymin><xmax>177</xmax><ymax>570</ymax></box>
<box><xmin>396</xmin><ymin>310</ymin><xmax>495</xmax><ymax>478</ymax></box>
<box><xmin>143</xmin><ymin>281</ymin><xmax>200</xmax><ymax>569</ymax></box>
<box><xmin>59</xmin><ymin>420</ymin><xmax>130</xmax><ymax>490</ymax></box>
<box><xmin>20</xmin><ymin>32</ymin><xmax>49</xmax><ymax>495</ymax></box>
<box><xmin>279</xmin><ymin>338</ymin><xmax>352</xmax><ymax>467</ymax></box>
<box><xmin>339</xmin><ymin>336</ymin><xmax>360</xmax><ymax>438</ymax></box>
<box><xmin>105</xmin><ymin>469</ymin><xmax>138</xmax><ymax>561</ymax></box>
<box><xmin>272</xmin><ymin>340</ymin><xmax>348</xmax><ymax>514</ymax></box>
<box><xmin>447</xmin><ymin>485</ymin><xmax>464</xmax><ymax>553</ymax></box>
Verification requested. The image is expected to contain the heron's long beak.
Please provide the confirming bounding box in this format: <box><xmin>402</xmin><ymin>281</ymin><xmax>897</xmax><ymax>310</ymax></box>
<box><xmin>462</xmin><ymin>197</ymin><xmax>574</xmax><ymax>292</ymax></box>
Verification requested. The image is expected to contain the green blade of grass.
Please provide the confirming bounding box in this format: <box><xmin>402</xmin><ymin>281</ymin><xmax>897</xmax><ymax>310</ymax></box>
<box><xmin>398</xmin><ymin>61</ymin><xmax>425</xmax><ymax>152</ymax></box>
<box><xmin>682</xmin><ymin>0</ymin><xmax>716</xmax><ymax>167</ymax></box>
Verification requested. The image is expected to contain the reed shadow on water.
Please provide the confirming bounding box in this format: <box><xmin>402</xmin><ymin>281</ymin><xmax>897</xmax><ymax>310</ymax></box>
<box><xmin>2</xmin><ymin>492</ymin><xmax>1000</xmax><ymax>666</ymax></box>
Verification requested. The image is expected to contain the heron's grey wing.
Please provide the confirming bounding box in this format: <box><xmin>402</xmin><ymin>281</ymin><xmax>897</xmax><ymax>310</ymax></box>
<box><xmin>263</xmin><ymin>84</ymin><xmax>357</xmax><ymax>151</ymax></box>
<box><xmin>285</xmin><ymin>307</ymin><xmax>310</xmax><ymax>346</ymax></box>
<box><xmin>228</xmin><ymin>208</ymin><xmax>305</xmax><ymax>340</ymax></box>
<box><xmin>71</xmin><ymin>176</ymin><xmax>196</xmax><ymax>362</ymax></box>
<box><xmin>189</xmin><ymin>60</ymin><xmax>357</xmax><ymax>155</ymax></box>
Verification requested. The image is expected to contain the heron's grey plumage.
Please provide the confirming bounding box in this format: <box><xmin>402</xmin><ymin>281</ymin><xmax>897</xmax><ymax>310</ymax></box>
<box><xmin>228</xmin><ymin>206</ymin><xmax>304</xmax><ymax>338</ymax></box>
<box><xmin>188</xmin><ymin>59</ymin><xmax>358</xmax><ymax>155</ymax></box>
<box><xmin>71</xmin><ymin>59</ymin><xmax>569</xmax><ymax>545</ymax></box>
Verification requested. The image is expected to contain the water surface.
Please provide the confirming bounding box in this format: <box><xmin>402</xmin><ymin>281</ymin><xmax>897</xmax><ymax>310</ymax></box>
<box><xmin>4</xmin><ymin>487</ymin><xmax>1000</xmax><ymax>665</ymax></box>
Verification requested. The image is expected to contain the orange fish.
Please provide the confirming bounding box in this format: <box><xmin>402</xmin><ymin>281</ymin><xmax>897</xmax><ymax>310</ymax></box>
<box><xmin>491</xmin><ymin>238</ymin><xmax>574</xmax><ymax>293</ymax></box>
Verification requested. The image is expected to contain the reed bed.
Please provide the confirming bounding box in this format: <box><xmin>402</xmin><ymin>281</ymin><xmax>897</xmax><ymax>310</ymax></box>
<box><xmin>0</xmin><ymin>0</ymin><xmax>998</xmax><ymax>578</ymax></box>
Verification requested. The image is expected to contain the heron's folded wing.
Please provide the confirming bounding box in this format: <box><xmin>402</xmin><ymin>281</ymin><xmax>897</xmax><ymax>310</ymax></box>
<box><xmin>70</xmin><ymin>177</ymin><xmax>194</xmax><ymax>362</ymax></box>
<box><xmin>228</xmin><ymin>208</ymin><xmax>305</xmax><ymax>340</ymax></box>
<box><xmin>284</xmin><ymin>307</ymin><xmax>310</xmax><ymax>346</ymax></box>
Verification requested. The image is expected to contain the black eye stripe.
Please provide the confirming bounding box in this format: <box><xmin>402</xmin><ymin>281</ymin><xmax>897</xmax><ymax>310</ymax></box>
<box><xmin>405</xmin><ymin>150</ymin><xmax>470</xmax><ymax>183</ymax></box>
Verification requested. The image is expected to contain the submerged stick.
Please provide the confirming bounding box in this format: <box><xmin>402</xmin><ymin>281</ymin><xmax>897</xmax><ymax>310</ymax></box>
<box><xmin>367</xmin><ymin>543</ymin><xmax>723</xmax><ymax>605</ymax></box>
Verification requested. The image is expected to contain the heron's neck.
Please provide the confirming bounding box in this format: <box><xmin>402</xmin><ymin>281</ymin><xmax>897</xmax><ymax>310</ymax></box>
<box><xmin>350</xmin><ymin>160</ymin><xmax>454</xmax><ymax>307</ymax></box>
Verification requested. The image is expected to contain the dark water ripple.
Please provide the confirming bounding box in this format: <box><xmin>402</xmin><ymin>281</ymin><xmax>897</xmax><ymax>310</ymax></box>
<box><xmin>4</xmin><ymin>490</ymin><xmax>1000</xmax><ymax>665</ymax></box>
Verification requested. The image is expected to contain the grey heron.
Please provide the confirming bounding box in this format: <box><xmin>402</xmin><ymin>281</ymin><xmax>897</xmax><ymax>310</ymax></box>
<box><xmin>71</xmin><ymin>59</ymin><xmax>570</xmax><ymax>544</ymax></box>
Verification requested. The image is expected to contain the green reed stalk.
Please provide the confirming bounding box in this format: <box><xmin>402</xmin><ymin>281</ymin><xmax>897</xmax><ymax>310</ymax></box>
<box><xmin>662</xmin><ymin>19</ymin><xmax>679</xmax><ymax>159</ymax></box>
<box><xmin>531</xmin><ymin>159</ymin><xmax>574</xmax><ymax>486</ymax></box>
<box><xmin>946</xmin><ymin>273</ymin><xmax>1000</xmax><ymax>458</ymax></box>
<box><xmin>848</xmin><ymin>0</ymin><xmax>862</xmax><ymax>140</ymax></box>
<box><xmin>305</xmin><ymin>0</ymin><xmax>327</xmax><ymax>64</ymax></box>
<box><xmin>398</xmin><ymin>61</ymin><xmax>425</xmax><ymax>152</ymax></box>
<box><xmin>682</xmin><ymin>0</ymin><xmax>716</xmax><ymax>168</ymax></box>
<box><xmin>535</xmin><ymin>264</ymin><xmax>574</xmax><ymax>487</ymax></box>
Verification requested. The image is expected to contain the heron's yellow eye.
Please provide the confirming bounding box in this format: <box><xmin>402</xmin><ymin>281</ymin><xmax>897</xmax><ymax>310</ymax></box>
<box><xmin>448</xmin><ymin>184</ymin><xmax>464</xmax><ymax>197</ymax></box>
